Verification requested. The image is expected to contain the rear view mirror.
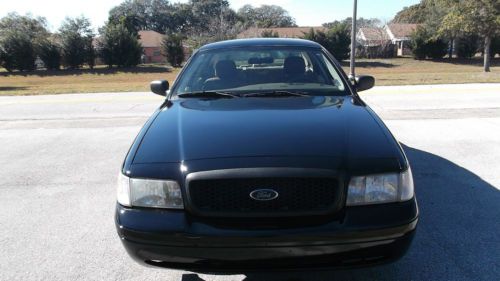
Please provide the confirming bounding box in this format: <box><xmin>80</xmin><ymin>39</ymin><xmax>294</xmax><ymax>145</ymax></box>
<box><xmin>150</xmin><ymin>80</ymin><xmax>169</xmax><ymax>96</ymax></box>
<box><xmin>354</xmin><ymin>75</ymin><xmax>375</xmax><ymax>92</ymax></box>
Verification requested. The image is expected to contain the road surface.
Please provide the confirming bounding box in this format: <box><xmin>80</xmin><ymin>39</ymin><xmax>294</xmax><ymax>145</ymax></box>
<box><xmin>0</xmin><ymin>83</ymin><xmax>499</xmax><ymax>280</ymax></box>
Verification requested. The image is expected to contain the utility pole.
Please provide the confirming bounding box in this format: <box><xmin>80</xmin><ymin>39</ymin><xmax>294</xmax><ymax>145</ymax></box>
<box><xmin>349</xmin><ymin>0</ymin><xmax>357</xmax><ymax>79</ymax></box>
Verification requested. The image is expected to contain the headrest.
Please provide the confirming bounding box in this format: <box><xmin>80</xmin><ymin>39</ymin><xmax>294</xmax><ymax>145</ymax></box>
<box><xmin>283</xmin><ymin>56</ymin><xmax>306</xmax><ymax>75</ymax></box>
<box><xmin>215</xmin><ymin>60</ymin><xmax>237</xmax><ymax>79</ymax></box>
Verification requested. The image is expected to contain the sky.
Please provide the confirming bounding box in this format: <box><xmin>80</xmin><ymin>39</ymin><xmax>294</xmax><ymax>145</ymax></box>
<box><xmin>0</xmin><ymin>0</ymin><xmax>420</xmax><ymax>32</ymax></box>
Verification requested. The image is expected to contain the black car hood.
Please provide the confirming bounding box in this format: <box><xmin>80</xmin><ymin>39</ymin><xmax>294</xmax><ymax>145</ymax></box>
<box><xmin>132</xmin><ymin>96</ymin><xmax>403</xmax><ymax>171</ymax></box>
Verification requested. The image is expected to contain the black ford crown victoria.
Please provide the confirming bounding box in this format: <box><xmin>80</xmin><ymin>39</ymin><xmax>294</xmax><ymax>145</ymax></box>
<box><xmin>116</xmin><ymin>38</ymin><xmax>418</xmax><ymax>273</ymax></box>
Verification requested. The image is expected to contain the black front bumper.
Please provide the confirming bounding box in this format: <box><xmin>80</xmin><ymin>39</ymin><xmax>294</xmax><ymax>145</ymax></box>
<box><xmin>115</xmin><ymin>198</ymin><xmax>418</xmax><ymax>273</ymax></box>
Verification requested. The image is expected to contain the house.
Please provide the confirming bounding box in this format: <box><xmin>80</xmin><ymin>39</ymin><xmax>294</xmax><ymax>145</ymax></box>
<box><xmin>138</xmin><ymin>30</ymin><xmax>166</xmax><ymax>64</ymax></box>
<box><xmin>384</xmin><ymin>23</ymin><xmax>419</xmax><ymax>56</ymax></box>
<box><xmin>356</xmin><ymin>27</ymin><xmax>394</xmax><ymax>58</ymax></box>
<box><xmin>237</xmin><ymin>27</ymin><xmax>327</xmax><ymax>39</ymax></box>
<box><xmin>356</xmin><ymin>27</ymin><xmax>390</xmax><ymax>47</ymax></box>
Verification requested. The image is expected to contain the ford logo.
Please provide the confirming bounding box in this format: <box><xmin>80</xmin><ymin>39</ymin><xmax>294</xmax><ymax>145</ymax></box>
<box><xmin>249</xmin><ymin>189</ymin><xmax>279</xmax><ymax>201</ymax></box>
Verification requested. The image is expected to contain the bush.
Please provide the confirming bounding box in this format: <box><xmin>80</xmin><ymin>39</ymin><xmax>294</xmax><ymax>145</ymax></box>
<box><xmin>456</xmin><ymin>35</ymin><xmax>479</xmax><ymax>59</ymax></box>
<box><xmin>0</xmin><ymin>31</ymin><xmax>36</xmax><ymax>71</ymax></box>
<box><xmin>38</xmin><ymin>40</ymin><xmax>61</xmax><ymax>70</ymax></box>
<box><xmin>426</xmin><ymin>39</ymin><xmax>448</xmax><ymax>59</ymax></box>
<box><xmin>98</xmin><ymin>23</ymin><xmax>142</xmax><ymax>68</ymax></box>
<box><xmin>410</xmin><ymin>27</ymin><xmax>447</xmax><ymax>60</ymax></box>
<box><xmin>163</xmin><ymin>33</ymin><xmax>184</xmax><ymax>67</ymax></box>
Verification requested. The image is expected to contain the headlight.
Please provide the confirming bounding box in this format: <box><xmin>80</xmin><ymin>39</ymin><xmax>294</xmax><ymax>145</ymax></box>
<box><xmin>346</xmin><ymin>168</ymin><xmax>414</xmax><ymax>206</ymax></box>
<box><xmin>117</xmin><ymin>173</ymin><xmax>184</xmax><ymax>209</ymax></box>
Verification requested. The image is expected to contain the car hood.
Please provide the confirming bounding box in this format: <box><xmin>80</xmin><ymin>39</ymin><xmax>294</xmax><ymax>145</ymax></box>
<box><xmin>132</xmin><ymin>96</ymin><xmax>403</xmax><ymax>170</ymax></box>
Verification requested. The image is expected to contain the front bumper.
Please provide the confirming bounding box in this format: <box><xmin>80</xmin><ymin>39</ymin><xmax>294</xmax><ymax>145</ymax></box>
<box><xmin>115</xmin><ymin>198</ymin><xmax>418</xmax><ymax>273</ymax></box>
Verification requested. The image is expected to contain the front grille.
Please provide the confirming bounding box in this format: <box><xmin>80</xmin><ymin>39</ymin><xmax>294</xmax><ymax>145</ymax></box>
<box><xmin>188</xmin><ymin>177</ymin><xmax>339</xmax><ymax>217</ymax></box>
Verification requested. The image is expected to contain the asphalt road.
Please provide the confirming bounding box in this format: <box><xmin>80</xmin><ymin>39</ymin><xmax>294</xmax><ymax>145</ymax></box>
<box><xmin>0</xmin><ymin>84</ymin><xmax>499</xmax><ymax>281</ymax></box>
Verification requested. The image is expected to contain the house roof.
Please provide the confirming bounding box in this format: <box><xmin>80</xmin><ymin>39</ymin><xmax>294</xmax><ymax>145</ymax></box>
<box><xmin>237</xmin><ymin>27</ymin><xmax>327</xmax><ymax>39</ymax></box>
<box><xmin>358</xmin><ymin>27</ymin><xmax>390</xmax><ymax>42</ymax></box>
<box><xmin>200</xmin><ymin>38</ymin><xmax>321</xmax><ymax>51</ymax></box>
<box><xmin>138</xmin><ymin>30</ymin><xmax>164</xmax><ymax>48</ymax></box>
<box><xmin>386</xmin><ymin>24</ymin><xmax>419</xmax><ymax>40</ymax></box>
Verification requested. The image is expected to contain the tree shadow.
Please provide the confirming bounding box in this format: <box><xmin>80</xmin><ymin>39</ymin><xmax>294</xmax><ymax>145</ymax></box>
<box><xmin>340</xmin><ymin>61</ymin><xmax>396</xmax><ymax>68</ymax></box>
<box><xmin>180</xmin><ymin>144</ymin><xmax>499</xmax><ymax>280</ymax></box>
<box><xmin>0</xmin><ymin>65</ymin><xmax>172</xmax><ymax>77</ymax></box>
<box><xmin>0</xmin><ymin>86</ymin><xmax>28</xmax><ymax>91</ymax></box>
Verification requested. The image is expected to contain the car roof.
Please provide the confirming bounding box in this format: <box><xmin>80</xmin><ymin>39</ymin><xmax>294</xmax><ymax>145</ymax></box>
<box><xmin>199</xmin><ymin>38</ymin><xmax>322</xmax><ymax>51</ymax></box>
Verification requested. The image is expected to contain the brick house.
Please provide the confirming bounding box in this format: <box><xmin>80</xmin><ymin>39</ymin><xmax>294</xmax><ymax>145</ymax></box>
<box><xmin>138</xmin><ymin>30</ymin><xmax>166</xmax><ymax>64</ymax></box>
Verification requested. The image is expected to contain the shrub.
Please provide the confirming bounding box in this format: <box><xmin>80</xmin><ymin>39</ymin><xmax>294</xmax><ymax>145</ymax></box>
<box><xmin>426</xmin><ymin>39</ymin><xmax>448</xmax><ymax>59</ymax></box>
<box><xmin>98</xmin><ymin>23</ymin><xmax>142</xmax><ymax>68</ymax></box>
<box><xmin>410</xmin><ymin>27</ymin><xmax>447</xmax><ymax>60</ymax></box>
<box><xmin>163</xmin><ymin>33</ymin><xmax>184</xmax><ymax>67</ymax></box>
<box><xmin>38</xmin><ymin>40</ymin><xmax>61</xmax><ymax>70</ymax></box>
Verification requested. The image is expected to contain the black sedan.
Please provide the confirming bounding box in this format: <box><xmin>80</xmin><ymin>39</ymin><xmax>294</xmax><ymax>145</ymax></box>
<box><xmin>115</xmin><ymin>38</ymin><xmax>418</xmax><ymax>273</ymax></box>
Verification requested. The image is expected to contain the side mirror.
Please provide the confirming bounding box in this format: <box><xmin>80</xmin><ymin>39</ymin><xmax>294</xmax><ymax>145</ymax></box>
<box><xmin>150</xmin><ymin>80</ymin><xmax>169</xmax><ymax>96</ymax></box>
<box><xmin>354</xmin><ymin>75</ymin><xmax>375</xmax><ymax>92</ymax></box>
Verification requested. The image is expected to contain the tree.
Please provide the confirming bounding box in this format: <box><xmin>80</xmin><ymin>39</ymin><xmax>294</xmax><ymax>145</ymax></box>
<box><xmin>392</xmin><ymin>3</ymin><xmax>428</xmax><ymax>23</ymax></box>
<box><xmin>163</xmin><ymin>33</ymin><xmax>184</xmax><ymax>67</ymax></box>
<box><xmin>98</xmin><ymin>23</ymin><xmax>142</xmax><ymax>68</ymax></box>
<box><xmin>108</xmin><ymin>0</ymin><xmax>173</xmax><ymax>33</ymax></box>
<box><xmin>302</xmin><ymin>24</ymin><xmax>350</xmax><ymax>61</ymax></box>
<box><xmin>0</xmin><ymin>13</ymin><xmax>49</xmax><ymax>71</ymax></box>
<box><xmin>0</xmin><ymin>12</ymin><xmax>49</xmax><ymax>40</ymax></box>
<box><xmin>237</xmin><ymin>4</ymin><xmax>296</xmax><ymax>28</ymax></box>
<box><xmin>59</xmin><ymin>16</ymin><xmax>94</xmax><ymax>69</ymax></box>
<box><xmin>37</xmin><ymin>39</ymin><xmax>61</xmax><ymax>70</ymax></box>
<box><xmin>323</xmin><ymin>17</ymin><xmax>381</xmax><ymax>32</ymax></box>
<box><xmin>0</xmin><ymin>31</ymin><xmax>36</xmax><ymax>71</ymax></box>
<box><xmin>440</xmin><ymin>0</ymin><xmax>500</xmax><ymax>71</ymax></box>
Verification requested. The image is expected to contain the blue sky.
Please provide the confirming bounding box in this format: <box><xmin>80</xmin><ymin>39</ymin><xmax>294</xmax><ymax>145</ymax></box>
<box><xmin>0</xmin><ymin>0</ymin><xmax>420</xmax><ymax>31</ymax></box>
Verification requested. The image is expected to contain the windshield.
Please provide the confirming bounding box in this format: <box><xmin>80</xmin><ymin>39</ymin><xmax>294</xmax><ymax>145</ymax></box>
<box><xmin>172</xmin><ymin>46</ymin><xmax>348</xmax><ymax>96</ymax></box>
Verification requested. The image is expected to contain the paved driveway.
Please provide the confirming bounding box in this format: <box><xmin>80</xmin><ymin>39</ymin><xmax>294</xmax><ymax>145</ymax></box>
<box><xmin>0</xmin><ymin>84</ymin><xmax>499</xmax><ymax>280</ymax></box>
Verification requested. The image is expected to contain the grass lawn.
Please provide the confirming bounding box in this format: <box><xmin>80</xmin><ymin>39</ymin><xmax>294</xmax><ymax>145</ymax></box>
<box><xmin>0</xmin><ymin>65</ymin><xmax>180</xmax><ymax>96</ymax></box>
<box><xmin>1</xmin><ymin>58</ymin><xmax>499</xmax><ymax>96</ymax></box>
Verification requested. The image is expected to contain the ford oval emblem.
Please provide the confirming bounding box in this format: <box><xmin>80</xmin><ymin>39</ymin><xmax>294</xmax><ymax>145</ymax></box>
<box><xmin>249</xmin><ymin>189</ymin><xmax>279</xmax><ymax>201</ymax></box>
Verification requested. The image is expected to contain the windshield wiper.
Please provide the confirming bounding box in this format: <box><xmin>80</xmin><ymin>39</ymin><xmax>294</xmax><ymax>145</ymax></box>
<box><xmin>242</xmin><ymin>91</ymin><xmax>310</xmax><ymax>98</ymax></box>
<box><xmin>177</xmin><ymin>91</ymin><xmax>239</xmax><ymax>99</ymax></box>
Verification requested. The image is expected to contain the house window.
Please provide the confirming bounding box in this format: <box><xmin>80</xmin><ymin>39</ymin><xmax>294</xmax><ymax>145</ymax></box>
<box><xmin>153</xmin><ymin>50</ymin><xmax>161</xmax><ymax>56</ymax></box>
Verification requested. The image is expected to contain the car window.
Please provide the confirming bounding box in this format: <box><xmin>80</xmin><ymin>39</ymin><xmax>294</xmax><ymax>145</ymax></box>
<box><xmin>172</xmin><ymin>46</ymin><xmax>348</xmax><ymax>96</ymax></box>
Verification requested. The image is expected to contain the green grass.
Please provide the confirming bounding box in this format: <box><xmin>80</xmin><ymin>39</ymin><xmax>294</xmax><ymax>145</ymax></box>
<box><xmin>0</xmin><ymin>58</ymin><xmax>499</xmax><ymax>96</ymax></box>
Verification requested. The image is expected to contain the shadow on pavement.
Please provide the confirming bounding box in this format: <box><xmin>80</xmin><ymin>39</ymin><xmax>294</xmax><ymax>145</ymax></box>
<box><xmin>181</xmin><ymin>144</ymin><xmax>499</xmax><ymax>280</ymax></box>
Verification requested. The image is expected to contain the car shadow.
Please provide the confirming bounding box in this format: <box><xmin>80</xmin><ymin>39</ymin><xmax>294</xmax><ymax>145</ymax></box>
<box><xmin>180</xmin><ymin>144</ymin><xmax>500</xmax><ymax>280</ymax></box>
